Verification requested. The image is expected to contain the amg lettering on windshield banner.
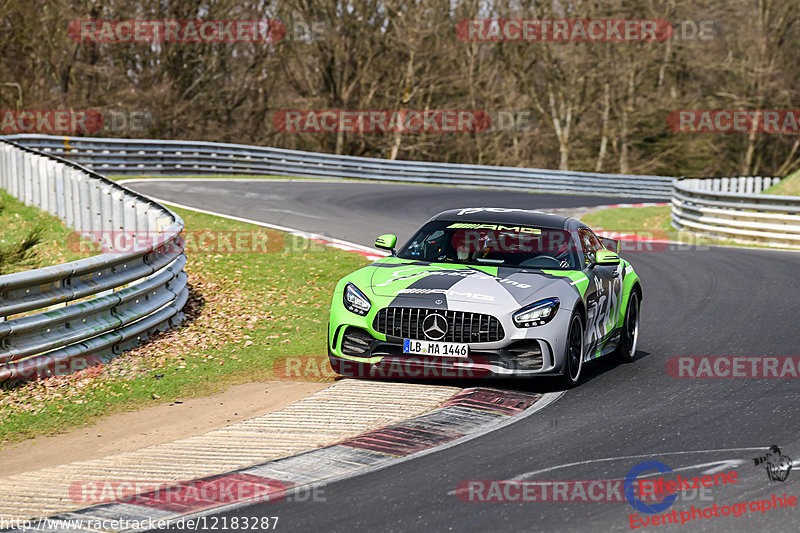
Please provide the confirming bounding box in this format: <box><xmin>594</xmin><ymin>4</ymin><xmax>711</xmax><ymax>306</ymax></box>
<box><xmin>447</xmin><ymin>223</ymin><xmax>542</xmax><ymax>234</ymax></box>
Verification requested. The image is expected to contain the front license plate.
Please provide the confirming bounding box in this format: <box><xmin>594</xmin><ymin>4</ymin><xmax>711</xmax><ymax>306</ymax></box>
<box><xmin>403</xmin><ymin>339</ymin><xmax>469</xmax><ymax>357</ymax></box>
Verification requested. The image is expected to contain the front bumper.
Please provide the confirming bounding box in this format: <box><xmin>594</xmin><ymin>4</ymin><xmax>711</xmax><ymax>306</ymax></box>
<box><xmin>328</xmin><ymin>280</ymin><xmax>575</xmax><ymax>379</ymax></box>
<box><xmin>328</xmin><ymin>308</ymin><xmax>572</xmax><ymax>379</ymax></box>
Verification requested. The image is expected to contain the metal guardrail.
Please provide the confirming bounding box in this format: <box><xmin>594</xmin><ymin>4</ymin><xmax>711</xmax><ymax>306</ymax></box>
<box><xmin>4</xmin><ymin>134</ymin><xmax>674</xmax><ymax>199</ymax></box>
<box><xmin>678</xmin><ymin>175</ymin><xmax>782</xmax><ymax>195</ymax></box>
<box><xmin>0</xmin><ymin>140</ymin><xmax>188</xmax><ymax>385</ymax></box>
<box><xmin>671</xmin><ymin>177</ymin><xmax>800</xmax><ymax>250</ymax></box>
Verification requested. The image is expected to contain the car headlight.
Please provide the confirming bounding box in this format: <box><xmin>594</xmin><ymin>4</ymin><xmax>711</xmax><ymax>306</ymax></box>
<box><xmin>513</xmin><ymin>298</ymin><xmax>560</xmax><ymax>327</ymax></box>
<box><xmin>343</xmin><ymin>283</ymin><xmax>371</xmax><ymax>316</ymax></box>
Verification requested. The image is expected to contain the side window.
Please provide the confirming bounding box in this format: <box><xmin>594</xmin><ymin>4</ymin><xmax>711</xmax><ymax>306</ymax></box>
<box><xmin>579</xmin><ymin>229</ymin><xmax>602</xmax><ymax>266</ymax></box>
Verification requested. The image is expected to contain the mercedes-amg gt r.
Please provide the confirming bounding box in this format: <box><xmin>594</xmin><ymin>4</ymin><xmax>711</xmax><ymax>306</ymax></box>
<box><xmin>327</xmin><ymin>207</ymin><xmax>642</xmax><ymax>386</ymax></box>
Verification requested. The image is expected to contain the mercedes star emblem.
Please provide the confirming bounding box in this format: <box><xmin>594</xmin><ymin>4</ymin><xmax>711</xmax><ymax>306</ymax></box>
<box><xmin>422</xmin><ymin>313</ymin><xmax>448</xmax><ymax>341</ymax></box>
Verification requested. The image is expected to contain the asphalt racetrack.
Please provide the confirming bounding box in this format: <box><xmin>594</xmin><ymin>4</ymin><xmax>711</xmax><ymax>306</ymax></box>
<box><xmin>129</xmin><ymin>179</ymin><xmax>800</xmax><ymax>532</ymax></box>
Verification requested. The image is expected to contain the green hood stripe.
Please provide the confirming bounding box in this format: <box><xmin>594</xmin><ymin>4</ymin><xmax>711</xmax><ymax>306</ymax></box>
<box><xmin>542</xmin><ymin>270</ymin><xmax>590</xmax><ymax>298</ymax></box>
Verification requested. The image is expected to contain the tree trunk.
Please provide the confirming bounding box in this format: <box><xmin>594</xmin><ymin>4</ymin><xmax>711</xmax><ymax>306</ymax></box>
<box><xmin>595</xmin><ymin>83</ymin><xmax>610</xmax><ymax>172</ymax></box>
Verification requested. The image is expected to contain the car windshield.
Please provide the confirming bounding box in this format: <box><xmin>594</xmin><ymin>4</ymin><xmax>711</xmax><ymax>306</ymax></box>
<box><xmin>396</xmin><ymin>221</ymin><xmax>581</xmax><ymax>270</ymax></box>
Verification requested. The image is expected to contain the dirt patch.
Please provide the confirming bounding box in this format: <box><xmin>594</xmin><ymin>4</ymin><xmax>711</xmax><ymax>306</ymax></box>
<box><xmin>0</xmin><ymin>380</ymin><xmax>328</xmax><ymax>477</ymax></box>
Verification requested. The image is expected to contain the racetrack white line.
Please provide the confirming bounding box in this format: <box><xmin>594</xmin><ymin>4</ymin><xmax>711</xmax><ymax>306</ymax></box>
<box><xmin>445</xmin><ymin>458</ymin><xmax>750</xmax><ymax>496</ymax></box>
<box><xmin>264</xmin><ymin>208</ymin><xmax>324</xmax><ymax>219</ymax></box>
<box><xmin>116</xmin><ymin>192</ymin><xmax>389</xmax><ymax>259</ymax></box>
<box><xmin>512</xmin><ymin>447</ymin><xmax>770</xmax><ymax>480</ymax></box>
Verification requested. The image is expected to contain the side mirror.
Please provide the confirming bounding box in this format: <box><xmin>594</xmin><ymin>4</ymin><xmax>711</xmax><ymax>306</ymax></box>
<box><xmin>600</xmin><ymin>236</ymin><xmax>621</xmax><ymax>254</ymax></box>
<box><xmin>375</xmin><ymin>234</ymin><xmax>397</xmax><ymax>254</ymax></box>
<box><xmin>594</xmin><ymin>250</ymin><xmax>621</xmax><ymax>267</ymax></box>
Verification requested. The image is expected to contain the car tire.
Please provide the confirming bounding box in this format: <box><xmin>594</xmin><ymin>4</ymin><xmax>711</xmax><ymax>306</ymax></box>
<box><xmin>613</xmin><ymin>291</ymin><xmax>640</xmax><ymax>363</ymax></box>
<box><xmin>560</xmin><ymin>312</ymin><xmax>585</xmax><ymax>388</ymax></box>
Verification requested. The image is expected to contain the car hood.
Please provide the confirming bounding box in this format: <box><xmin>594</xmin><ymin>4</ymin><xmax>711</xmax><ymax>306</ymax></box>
<box><xmin>367</xmin><ymin>261</ymin><xmax>580</xmax><ymax>308</ymax></box>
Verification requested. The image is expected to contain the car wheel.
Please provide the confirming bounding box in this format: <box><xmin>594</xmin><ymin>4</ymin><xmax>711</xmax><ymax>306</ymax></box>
<box><xmin>613</xmin><ymin>291</ymin><xmax>640</xmax><ymax>363</ymax></box>
<box><xmin>560</xmin><ymin>313</ymin><xmax>584</xmax><ymax>388</ymax></box>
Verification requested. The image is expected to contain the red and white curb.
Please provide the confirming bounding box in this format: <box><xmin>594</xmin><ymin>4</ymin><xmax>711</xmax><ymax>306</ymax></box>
<box><xmin>3</xmin><ymin>389</ymin><xmax>561</xmax><ymax>532</ymax></box>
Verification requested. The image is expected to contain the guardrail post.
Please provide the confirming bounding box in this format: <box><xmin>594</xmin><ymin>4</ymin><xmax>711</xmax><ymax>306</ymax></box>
<box><xmin>3</xmin><ymin>145</ymin><xmax>10</xmax><ymax>192</ymax></box>
<box><xmin>46</xmin><ymin>160</ymin><xmax>59</xmax><ymax>216</ymax></box>
<box><xmin>90</xmin><ymin>179</ymin><xmax>103</xmax><ymax>233</ymax></box>
<box><xmin>111</xmin><ymin>189</ymin><xmax>125</xmax><ymax>234</ymax></box>
<box><xmin>100</xmin><ymin>183</ymin><xmax>113</xmax><ymax>237</ymax></box>
<box><xmin>12</xmin><ymin>148</ymin><xmax>22</xmax><ymax>198</ymax></box>
<box><xmin>0</xmin><ymin>145</ymin><xmax>6</xmax><ymax>191</ymax></box>
<box><xmin>40</xmin><ymin>156</ymin><xmax>52</xmax><ymax>211</ymax></box>
<box><xmin>0</xmin><ymin>145</ymin><xmax>7</xmax><ymax>192</ymax></box>
<box><xmin>79</xmin><ymin>173</ymin><xmax>92</xmax><ymax>232</ymax></box>
<box><xmin>135</xmin><ymin>202</ymin><xmax>150</xmax><ymax>240</ymax></box>
<box><xmin>23</xmin><ymin>151</ymin><xmax>34</xmax><ymax>206</ymax></box>
<box><xmin>124</xmin><ymin>197</ymin><xmax>139</xmax><ymax>234</ymax></box>
<box><xmin>54</xmin><ymin>163</ymin><xmax>66</xmax><ymax>219</ymax></box>
<box><xmin>65</xmin><ymin>166</ymin><xmax>79</xmax><ymax>229</ymax></box>
<box><xmin>31</xmin><ymin>154</ymin><xmax>42</xmax><ymax>208</ymax></box>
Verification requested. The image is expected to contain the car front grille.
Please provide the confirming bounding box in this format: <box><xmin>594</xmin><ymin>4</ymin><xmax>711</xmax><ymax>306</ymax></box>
<box><xmin>373</xmin><ymin>308</ymin><xmax>504</xmax><ymax>343</ymax></box>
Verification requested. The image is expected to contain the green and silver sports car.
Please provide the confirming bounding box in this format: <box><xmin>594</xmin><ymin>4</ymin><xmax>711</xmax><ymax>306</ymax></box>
<box><xmin>327</xmin><ymin>207</ymin><xmax>642</xmax><ymax>386</ymax></box>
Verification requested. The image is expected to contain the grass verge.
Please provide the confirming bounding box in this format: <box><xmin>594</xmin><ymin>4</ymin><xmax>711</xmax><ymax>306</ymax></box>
<box><xmin>0</xmin><ymin>190</ymin><xmax>92</xmax><ymax>274</ymax></box>
<box><xmin>762</xmin><ymin>169</ymin><xmax>800</xmax><ymax>196</ymax></box>
<box><xmin>0</xmin><ymin>207</ymin><xmax>369</xmax><ymax>446</ymax></box>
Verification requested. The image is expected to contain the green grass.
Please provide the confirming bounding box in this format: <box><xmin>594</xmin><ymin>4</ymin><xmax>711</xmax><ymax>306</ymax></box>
<box><xmin>580</xmin><ymin>205</ymin><xmax>674</xmax><ymax>234</ymax></box>
<box><xmin>0</xmin><ymin>207</ymin><xmax>370</xmax><ymax>445</ymax></box>
<box><xmin>762</xmin><ymin>169</ymin><xmax>800</xmax><ymax>196</ymax></box>
<box><xmin>0</xmin><ymin>190</ymin><xmax>92</xmax><ymax>274</ymax></box>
